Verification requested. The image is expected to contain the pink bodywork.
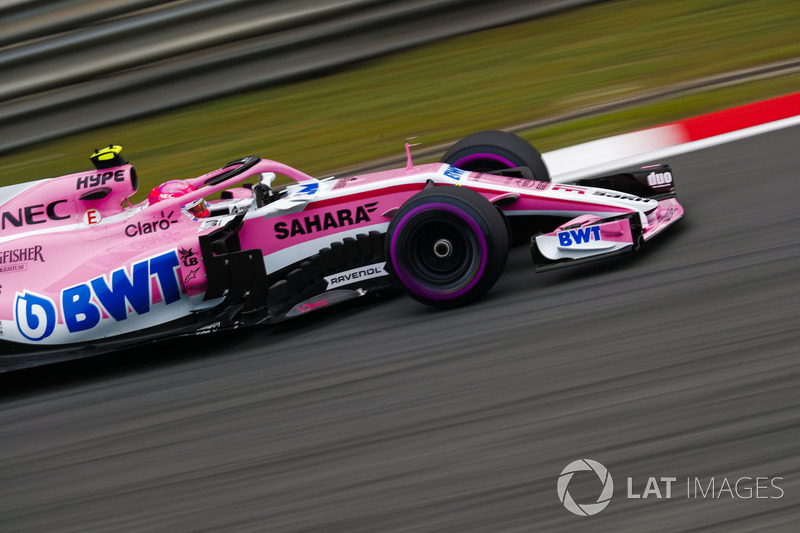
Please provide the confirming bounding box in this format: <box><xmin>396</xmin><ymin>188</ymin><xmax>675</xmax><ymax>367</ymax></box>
<box><xmin>1</xmin><ymin>156</ymin><xmax>682</xmax><ymax>348</ymax></box>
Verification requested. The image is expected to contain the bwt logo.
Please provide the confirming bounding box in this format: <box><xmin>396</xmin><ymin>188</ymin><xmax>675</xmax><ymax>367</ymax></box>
<box><xmin>557</xmin><ymin>459</ymin><xmax>614</xmax><ymax>516</ymax></box>
<box><xmin>558</xmin><ymin>226</ymin><xmax>601</xmax><ymax>247</ymax></box>
<box><xmin>14</xmin><ymin>250</ymin><xmax>183</xmax><ymax>341</ymax></box>
<box><xmin>62</xmin><ymin>249</ymin><xmax>182</xmax><ymax>332</ymax></box>
<box><xmin>15</xmin><ymin>291</ymin><xmax>57</xmax><ymax>341</ymax></box>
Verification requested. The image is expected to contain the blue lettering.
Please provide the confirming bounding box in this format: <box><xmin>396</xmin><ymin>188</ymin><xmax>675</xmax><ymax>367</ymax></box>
<box><xmin>297</xmin><ymin>182</ymin><xmax>319</xmax><ymax>195</ymax></box>
<box><xmin>558</xmin><ymin>226</ymin><xmax>602</xmax><ymax>247</ymax></box>
<box><xmin>149</xmin><ymin>250</ymin><xmax>181</xmax><ymax>305</ymax></box>
<box><xmin>15</xmin><ymin>291</ymin><xmax>57</xmax><ymax>341</ymax></box>
<box><xmin>91</xmin><ymin>261</ymin><xmax>150</xmax><ymax>321</ymax></box>
<box><xmin>58</xmin><ymin>249</ymin><xmax>181</xmax><ymax>334</ymax></box>
<box><xmin>62</xmin><ymin>284</ymin><xmax>101</xmax><ymax>332</ymax></box>
<box><xmin>444</xmin><ymin>166</ymin><xmax>465</xmax><ymax>181</ymax></box>
<box><xmin>571</xmin><ymin>227</ymin><xmax>593</xmax><ymax>244</ymax></box>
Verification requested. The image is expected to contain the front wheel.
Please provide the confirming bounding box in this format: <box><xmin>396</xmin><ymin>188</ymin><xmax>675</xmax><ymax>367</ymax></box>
<box><xmin>442</xmin><ymin>130</ymin><xmax>550</xmax><ymax>182</ymax></box>
<box><xmin>385</xmin><ymin>186</ymin><xmax>509</xmax><ymax>308</ymax></box>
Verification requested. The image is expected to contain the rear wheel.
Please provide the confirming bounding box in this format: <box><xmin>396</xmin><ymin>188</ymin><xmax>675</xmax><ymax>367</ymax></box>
<box><xmin>442</xmin><ymin>130</ymin><xmax>550</xmax><ymax>181</ymax></box>
<box><xmin>386</xmin><ymin>186</ymin><xmax>509</xmax><ymax>308</ymax></box>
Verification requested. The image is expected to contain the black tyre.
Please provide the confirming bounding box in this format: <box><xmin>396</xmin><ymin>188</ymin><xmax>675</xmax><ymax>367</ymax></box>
<box><xmin>442</xmin><ymin>130</ymin><xmax>550</xmax><ymax>181</ymax></box>
<box><xmin>385</xmin><ymin>186</ymin><xmax>509</xmax><ymax>308</ymax></box>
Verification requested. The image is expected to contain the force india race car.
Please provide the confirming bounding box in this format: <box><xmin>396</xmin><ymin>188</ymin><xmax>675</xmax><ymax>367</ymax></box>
<box><xmin>0</xmin><ymin>131</ymin><xmax>683</xmax><ymax>368</ymax></box>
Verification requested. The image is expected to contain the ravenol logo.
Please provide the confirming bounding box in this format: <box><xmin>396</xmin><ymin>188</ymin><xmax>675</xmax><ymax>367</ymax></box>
<box><xmin>557</xmin><ymin>459</ymin><xmax>614</xmax><ymax>516</ymax></box>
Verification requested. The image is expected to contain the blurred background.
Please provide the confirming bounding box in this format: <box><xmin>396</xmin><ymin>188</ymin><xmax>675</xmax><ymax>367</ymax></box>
<box><xmin>1</xmin><ymin>1</ymin><xmax>799</xmax><ymax>531</ymax></box>
<box><xmin>0</xmin><ymin>0</ymin><xmax>798</xmax><ymax>193</ymax></box>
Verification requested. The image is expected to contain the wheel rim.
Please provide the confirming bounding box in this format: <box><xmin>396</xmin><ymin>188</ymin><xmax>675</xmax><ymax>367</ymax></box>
<box><xmin>391</xmin><ymin>203</ymin><xmax>487</xmax><ymax>300</ymax></box>
<box><xmin>407</xmin><ymin>218</ymin><xmax>472</xmax><ymax>283</ymax></box>
<box><xmin>433</xmin><ymin>238</ymin><xmax>453</xmax><ymax>259</ymax></box>
<box><xmin>451</xmin><ymin>152</ymin><xmax>517</xmax><ymax>172</ymax></box>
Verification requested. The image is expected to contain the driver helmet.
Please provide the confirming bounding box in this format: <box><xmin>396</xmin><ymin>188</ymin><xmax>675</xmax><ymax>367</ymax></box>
<box><xmin>148</xmin><ymin>180</ymin><xmax>209</xmax><ymax>218</ymax></box>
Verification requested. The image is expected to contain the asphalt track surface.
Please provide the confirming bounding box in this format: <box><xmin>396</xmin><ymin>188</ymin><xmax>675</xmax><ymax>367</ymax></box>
<box><xmin>1</xmin><ymin>125</ymin><xmax>799</xmax><ymax>531</ymax></box>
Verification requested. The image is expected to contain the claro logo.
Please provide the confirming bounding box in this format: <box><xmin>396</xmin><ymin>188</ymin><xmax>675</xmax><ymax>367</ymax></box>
<box><xmin>274</xmin><ymin>202</ymin><xmax>378</xmax><ymax>239</ymax></box>
<box><xmin>125</xmin><ymin>211</ymin><xmax>177</xmax><ymax>237</ymax></box>
<box><xmin>1</xmin><ymin>200</ymin><xmax>70</xmax><ymax>230</ymax></box>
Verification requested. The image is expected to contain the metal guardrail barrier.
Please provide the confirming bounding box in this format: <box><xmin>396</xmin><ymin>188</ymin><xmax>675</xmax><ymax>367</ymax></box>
<box><xmin>0</xmin><ymin>0</ymin><xmax>168</xmax><ymax>47</ymax></box>
<box><xmin>0</xmin><ymin>0</ymin><xmax>603</xmax><ymax>155</ymax></box>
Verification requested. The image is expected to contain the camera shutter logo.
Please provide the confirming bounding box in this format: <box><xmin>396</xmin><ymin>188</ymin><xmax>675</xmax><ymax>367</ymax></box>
<box><xmin>557</xmin><ymin>459</ymin><xmax>614</xmax><ymax>516</ymax></box>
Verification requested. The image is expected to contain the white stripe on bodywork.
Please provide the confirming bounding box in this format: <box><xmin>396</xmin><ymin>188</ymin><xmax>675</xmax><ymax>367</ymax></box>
<box><xmin>0</xmin><ymin>207</ymin><xmax>142</xmax><ymax>245</ymax></box>
<box><xmin>0</xmin><ymin>179</ymin><xmax>46</xmax><ymax>209</ymax></box>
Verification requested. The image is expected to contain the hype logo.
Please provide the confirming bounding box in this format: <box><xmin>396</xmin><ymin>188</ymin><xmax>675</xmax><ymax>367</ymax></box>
<box><xmin>15</xmin><ymin>291</ymin><xmax>57</xmax><ymax>341</ymax></box>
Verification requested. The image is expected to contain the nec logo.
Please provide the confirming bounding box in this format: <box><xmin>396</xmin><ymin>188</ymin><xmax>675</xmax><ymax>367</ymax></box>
<box><xmin>274</xmin><ymin>203</ymin><xmax>378</xmax><ymax>239</ymax></box>
<box><xmin>1</xmin><ymin>200</ymin><xmax>71</xmax><ymax>230</ymax></box>
<box><xmin>558</xmin><ymin>226</ymin><xmax>601</xmax><ymax>246</ymax></box>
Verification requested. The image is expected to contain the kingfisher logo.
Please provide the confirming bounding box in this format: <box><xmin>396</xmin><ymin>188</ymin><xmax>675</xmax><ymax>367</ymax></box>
<box><xmin>15</xmin><ymin>291</ymin><xmax>57</xmax><ymax>341</ymax></box>
<box><xmin>557</xmin><ymin>459</ymin><xmax>614</xmax><ymax>517</ymax></box>
<box><xmin>1</xmin><ymin>245</ymin><xmax>45</xmax><ymax>272</ymax></box>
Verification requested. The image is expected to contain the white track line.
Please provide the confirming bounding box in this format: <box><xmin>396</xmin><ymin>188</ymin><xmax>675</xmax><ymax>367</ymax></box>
<box><xmin>548</xmin><ymin>114</ymin><xmax>800</xmax><ymax>183</ymax></box>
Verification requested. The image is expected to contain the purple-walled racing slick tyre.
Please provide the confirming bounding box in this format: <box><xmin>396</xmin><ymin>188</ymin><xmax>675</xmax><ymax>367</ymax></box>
<box><xmin>386</xmin><ymin>186</ymin><xmax>509</xmax><ymax>308</ymax></box>
<box><xmin>442</xmin><ymin>130</ymin><xmax>550</xmax><ymax>181</ymax></box>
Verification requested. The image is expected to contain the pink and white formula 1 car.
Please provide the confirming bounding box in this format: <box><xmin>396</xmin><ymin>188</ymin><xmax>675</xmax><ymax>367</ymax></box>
<box><xmin>0</xmin><ymin>131</ymin><xmax>683</xmax><ymax>368</ymax></box>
